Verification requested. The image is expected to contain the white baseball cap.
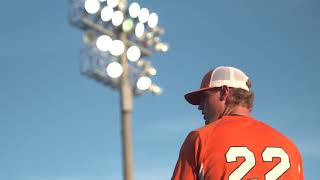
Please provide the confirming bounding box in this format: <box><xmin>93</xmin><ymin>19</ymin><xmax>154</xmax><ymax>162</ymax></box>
<box><xmin>184</xmin><ymin>66</ymin><xmax>250</xmax><ymax>105</ymax></box>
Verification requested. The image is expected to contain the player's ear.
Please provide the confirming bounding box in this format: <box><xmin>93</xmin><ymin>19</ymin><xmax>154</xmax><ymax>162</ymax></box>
<box><xmin>220</xmin><ymin>86</ymin><xmax>230</xmax><ymax>101</ymax></box>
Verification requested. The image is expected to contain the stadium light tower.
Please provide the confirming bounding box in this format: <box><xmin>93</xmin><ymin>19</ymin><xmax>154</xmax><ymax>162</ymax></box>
<box><xmin>68</xmin><ymin>0</ymin><xmax>168</xmax><ymax>180</ymax></box>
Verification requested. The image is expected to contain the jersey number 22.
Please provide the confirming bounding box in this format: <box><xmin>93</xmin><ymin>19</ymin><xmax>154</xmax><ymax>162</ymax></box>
<box><xmin>226</xmin><ymin>147</ymin><xmax>290</xmax><ymax>180</ymax></box>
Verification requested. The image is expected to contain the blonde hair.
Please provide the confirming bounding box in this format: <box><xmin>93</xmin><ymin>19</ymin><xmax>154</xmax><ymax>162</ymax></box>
<box><xmin>225</xmin><ymin>79</ymin><xmax>254</xmax><ymax>111</ymax></box>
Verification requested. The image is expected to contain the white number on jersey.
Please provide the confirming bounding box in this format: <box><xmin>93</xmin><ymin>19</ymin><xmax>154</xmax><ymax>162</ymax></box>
<box><xmin>226</xmin><ymin>147</ymin><xmax>255</xmax><ymax>180</ymax></box>
<box><xmin>262</xmin><ymin>147</ymin><xmax>290</xmax><ymax>180</ymax></box>
<box><xmin>226</xmin><ymin>146</ymin><xmax>290</xmax><ymax>180</ymax></box>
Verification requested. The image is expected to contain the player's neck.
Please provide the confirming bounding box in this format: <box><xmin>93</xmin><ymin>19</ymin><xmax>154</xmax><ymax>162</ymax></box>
<box><xmin>225</xmin><ymin>105</ymin><xmax>251</xmax><ymax>117</ymax></box>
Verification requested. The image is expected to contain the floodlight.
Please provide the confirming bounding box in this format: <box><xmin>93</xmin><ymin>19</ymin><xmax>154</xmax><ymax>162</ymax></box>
<box><xmin>155</xmin><ymin>43</ymin><xmax>169</xmax><ymax>52</ymax></box>
<box><xmin>101</xmin><ymin>6</ymin><xmax>114</xmax><ymax>22</ymax></box>
<box><xmin>110</xmin><ymin>40</ymin><xmax>125</xmax><ymax>56</ymax></box>
<box><xmin>107</xmin><ymin>62</ymin><xmax>123</xmax><ymax>78</ymax></box>
<box><xmin>149</xmin><ymin>84</ymin><xmax>162</xmax><ymax>95</ymax></box>
<box><xmin>122</xmin><ymin>19</ymin><xmax>134</xmax><ymax>32</ymax></box>
<box><xmin>138</xmin><ymin>8</ymin><xmax>149</xmax><ymax>23</ymax></box>
<box><xmin>126</xmin><ymin>46</ymin><xmax>141</xmax><ymax>62</ymax></box>
<box><xmin>129</xmin><ymin>2</ymin><xmax>140</xmax><ymax>18</ymax></box>
<box><xmin>147</xmin><ymin>13</ymin><xmax>158</xmax><ymax>28</ymax></box>
<box><xmin>147</xmin><ymin>67</ymin><xmax>157</xmax><ymax>76</ymax></box>
<box><xmin>112</xmin><ymin>10</ymin><xmax>124</xmax><ymax>26</ymax></box>
<box><xmin>137</xmin><ymin>76</ymin><xmax>152</xmax><ymax>90</ymax></box>
<box><xmin>96</xmin><ymin>35</ymin><xmax>112</xmax><ymax>52</ymax></box>
<box><xmin>107</xmin><ymin>0</ymin><xmax>119</xmax><ymax>8</ymax></box>
<box><xmin>135</xmin><ymin>22</ymin><xmax>144</xmax><ymax>38</ymax></box>
<box><xmin>85</xmin><ymin>0</ymin><xmax>100</xmax><ymax>14</ymax></box>
<box><xmin>135</xmin><ymin>59</ymin><xmax>147</xmax><ymax>67</ymax></box>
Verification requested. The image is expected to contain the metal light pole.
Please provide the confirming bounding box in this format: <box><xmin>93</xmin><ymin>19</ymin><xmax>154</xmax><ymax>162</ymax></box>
<box><xmin>119</xmin><ymin>12</ymin><xmax>134</xmax><ymax>179</ymax></box>
<box><xmin>68</xmin><ymin>0</ymin><xmax>169</xmax><ymax>180</ymax></box>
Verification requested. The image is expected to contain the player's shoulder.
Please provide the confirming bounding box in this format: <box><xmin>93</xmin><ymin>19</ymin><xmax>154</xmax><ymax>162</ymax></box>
<box><xmin>250</xmin><ymin>117</ymin><xmax>298</xmax><ymax>145</ymax></box>
<box><xmin>193</xmin><ymin>115</ymin><xmax>253</xmax><ymax>134</ymax></box>
<box><xmin>190</xmin><ymin>116</ymin><xmax>232</xmax><ymax>140</ymax></box>
<box><xmin>192</xmin><ymin>115</ymin><xmax>297</xmax><ymax>145</ymax></box>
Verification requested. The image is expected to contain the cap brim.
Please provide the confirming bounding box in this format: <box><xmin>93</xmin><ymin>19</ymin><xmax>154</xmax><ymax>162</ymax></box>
<box><xmin>184</xmin><ymin>87</ymin><xmax>214</xmax><ymax>105</ymax></box>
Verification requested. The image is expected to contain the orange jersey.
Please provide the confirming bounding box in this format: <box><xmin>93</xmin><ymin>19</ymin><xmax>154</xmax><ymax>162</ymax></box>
<box><xmin>172</xmin><ymin>115</ymin><xmax>304</xmax><ymax>180</ymax></box>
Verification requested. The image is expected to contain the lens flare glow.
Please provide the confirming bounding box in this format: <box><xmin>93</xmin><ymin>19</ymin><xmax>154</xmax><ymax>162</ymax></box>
<box><xmin>137</xmin><ymin>76</ymin><xmax>152</xmax><ymax>90</ymax></box>
<box><xmin>106</xmin><ymin>62</ymin><xmax>123</xmax><ymax>78</ymax></box>
<box><xmin>85</xmin><ymin>0</ymin><xmax>100</xmax><ymax>14</ymax></box>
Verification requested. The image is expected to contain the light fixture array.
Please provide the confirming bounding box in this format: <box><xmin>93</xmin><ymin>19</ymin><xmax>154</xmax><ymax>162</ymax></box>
<box><xmin>69</xmin><ymin>0</ymin><xmax>169</xmax><ymax>96</ymax></box>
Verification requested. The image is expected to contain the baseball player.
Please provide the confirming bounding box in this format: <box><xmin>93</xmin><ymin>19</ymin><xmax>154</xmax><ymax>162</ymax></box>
<box><xmin>171</xmin><ymin>66</ymin><xmax>304</xmax><ymax>180</ymax></box>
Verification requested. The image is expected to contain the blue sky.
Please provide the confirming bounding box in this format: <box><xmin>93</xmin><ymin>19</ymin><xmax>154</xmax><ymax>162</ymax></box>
<box><xmin>0</xmin><ymin>0</ymin><xmax>319</xmax><ymax>179</ymax></box>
